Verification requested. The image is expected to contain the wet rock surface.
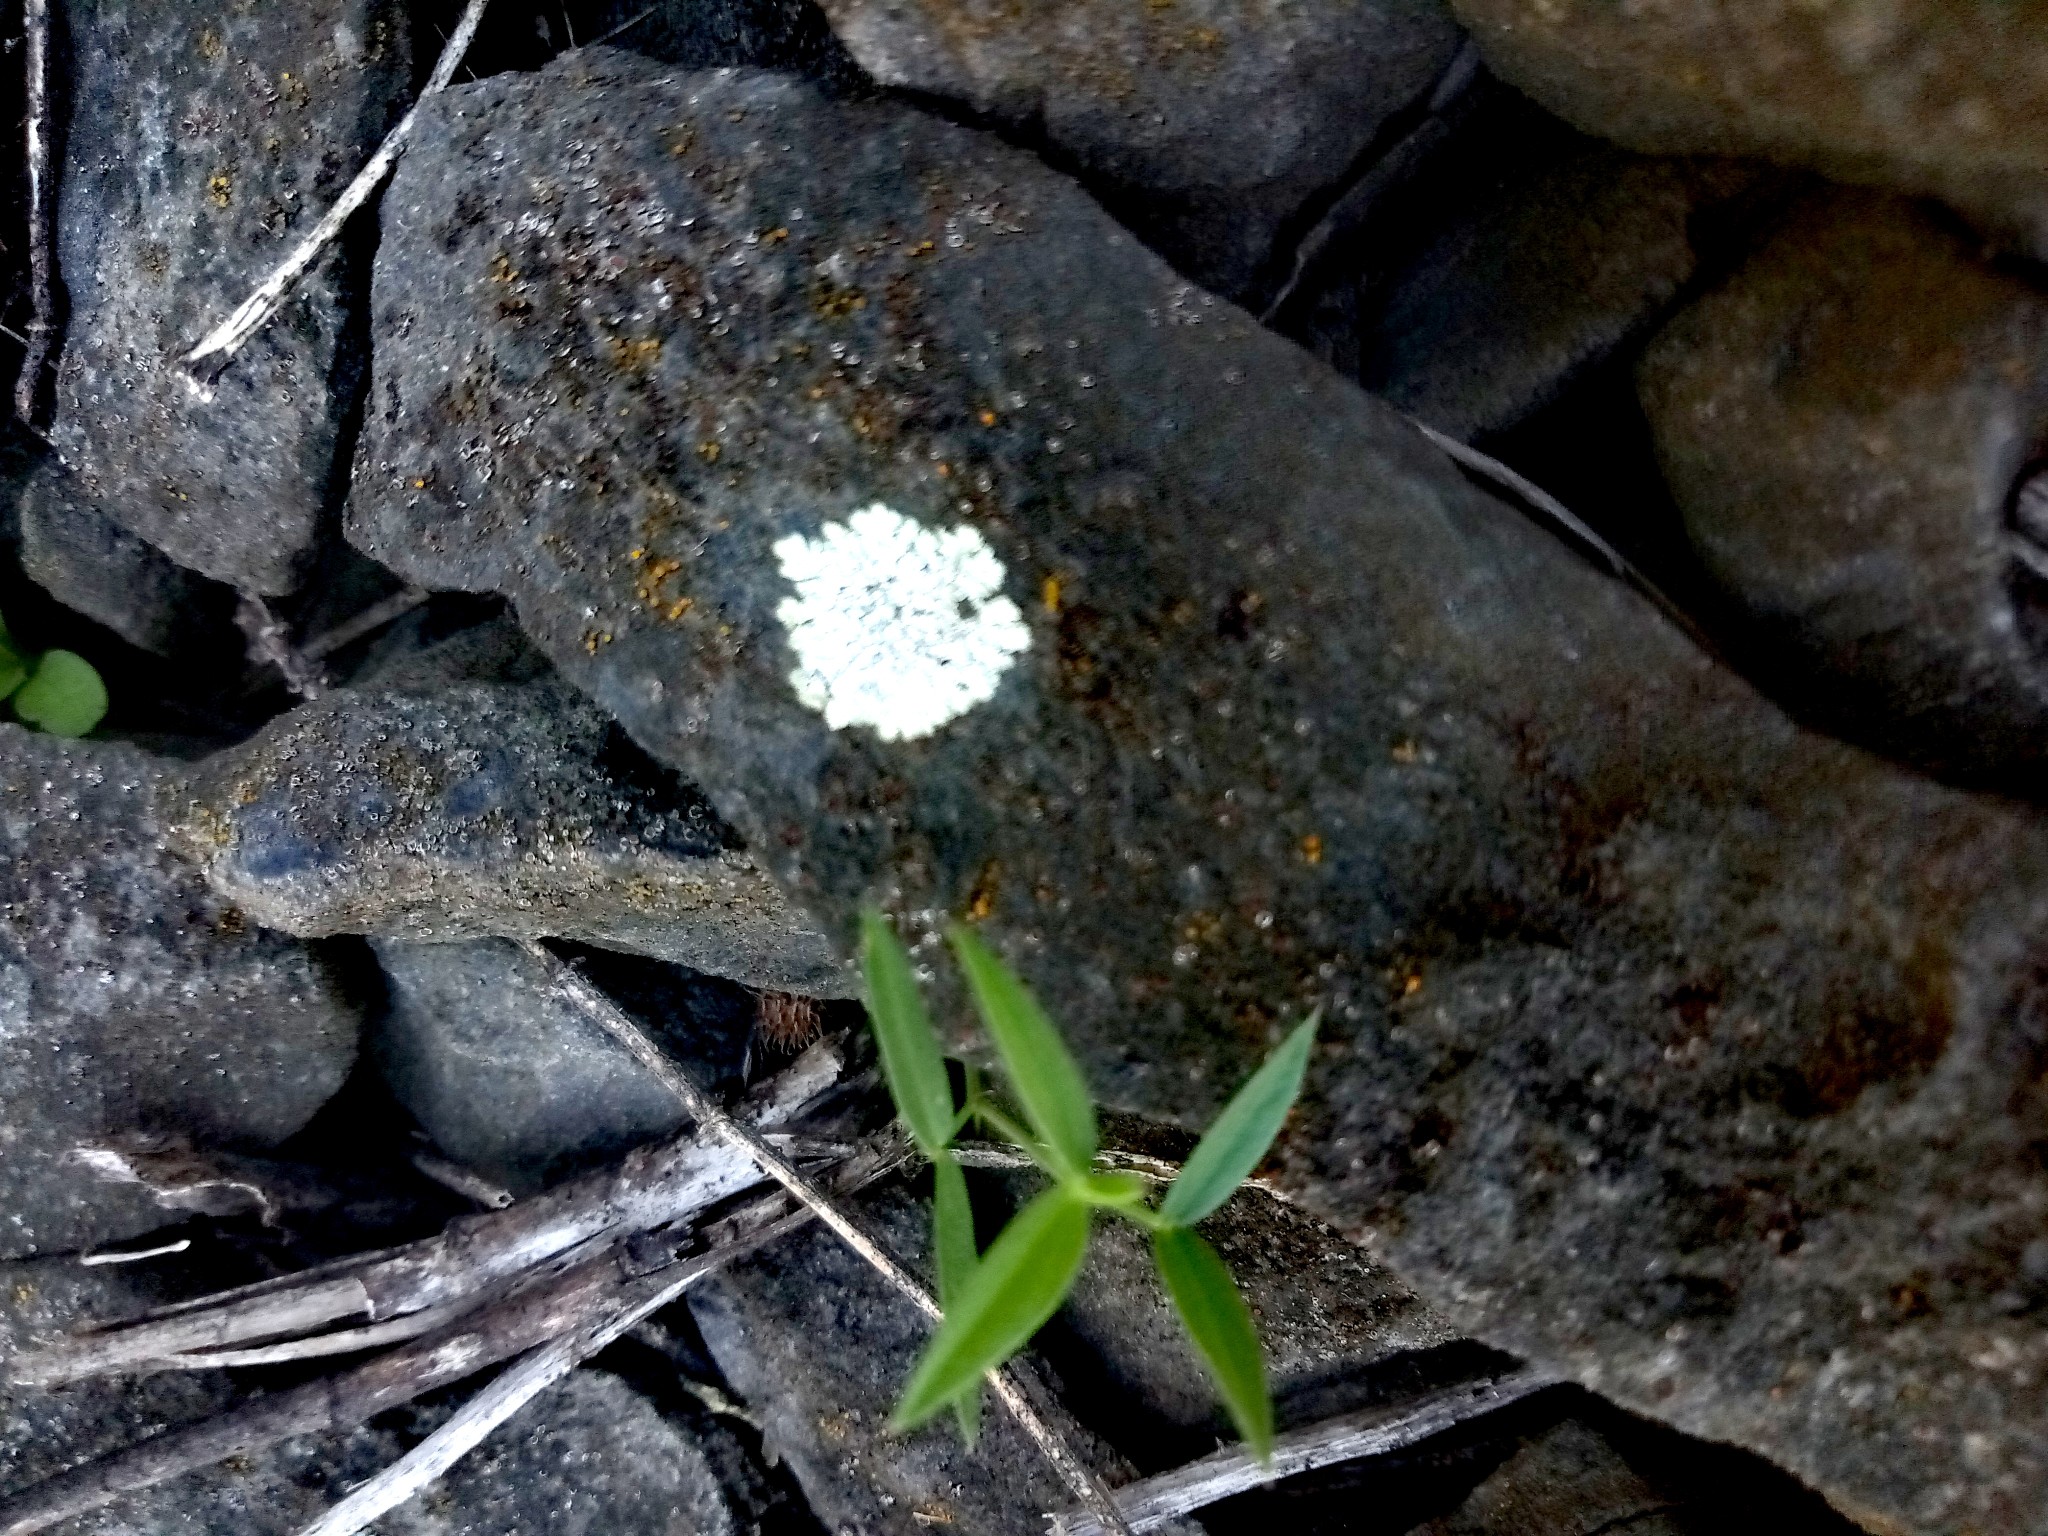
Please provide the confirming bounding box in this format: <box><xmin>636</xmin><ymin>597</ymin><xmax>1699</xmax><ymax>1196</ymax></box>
<box><xmin>1446</xmin><ymin>0</ymin><xmax>2048</xmax><ymax>259</ymax></box>
<box><xmin>1637</xmin><ymin>188</ymin><xmax>2048</xmax><ymax>789</ymax></box>
<box><xmin>0</xmin><ymin>726</ymin><xmax>360</xmax><ymax>1258</ymax></box>
<box><xmin>808</xmin><ymin>0</ymin><xmax>1465</xmax><ymax>301</ymax></box>
<box><xmin>372</xmin><ymin>936</ymin><xmax>758</xmax><ymax>1192</ymax></box>
<box><xmin>350</xmin><ymin>52</ymin><xmax>2048</xmax><ymax>1532</ymax></box>
<box><xmin>164</xmin><ymin>648</ymin><xmax>845</xmax><ymax>993</ymax></box>
<box><xmin>48</xmin><ymin>0</ymin><xmax>413</xmax><ymax>594</ymax></box>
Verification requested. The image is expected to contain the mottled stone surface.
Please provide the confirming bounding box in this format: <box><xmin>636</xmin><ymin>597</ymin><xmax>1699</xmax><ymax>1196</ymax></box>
<box><xmin>1414</xmin><ymin>1418</ymin><xmax>1683</xmax><ymax>1536</ymax></box>
<box><xmin>1361</xmin><ymin>148</ymin><xmax>1761</xmax><ymax>440</ymax></box>
<box><xmin>691</xmin><ymin>1185</ymin><xmax>1164</xmax><ymax>1536</ymax></box>
<box><xmin>353</xmin><ymin>54</ymin><xmax>2048</xmax><ymax>1532</ymax></box>
<box><xmin>0</xmin><ymin>726</ymin><xmax>359</xmax><ymax>1258</ymax></box>
<box><xmin>1638</xmin><ymin>189</ymin><xmax>2048</xmax><ymax>789</ymax></box>
<box><xmin>372</xmin><ymin>936</ymin><xmax>750</xmax><ymax>1191</ymax></box>
<box><xmin>14</xmin><ymin>460</ymin><xmax>238</xmax><ymax>657</ymax></box>
<box><xmin>0</xmin><ymin>1257</ymin><xmax>737</xmax><ymax>1534</ymax></box>
<box><xmin>166</xmin><ymin>667</ymin><xmax>845</xmax><ymax>993</ymax></box>
<box><xmin>811</xmin><ymin>0</ymin><xmax>1463</xmax><ymax>301</ymax></box>
<box><xmin>1447</xmin><ymin>0</ymin><xmax>2048</xmax><ymax>258</ymax></box>
<box><xmin>49</xmin><ymin>0</ymin><xmax>412</xmax><ymax>593</ymax></box>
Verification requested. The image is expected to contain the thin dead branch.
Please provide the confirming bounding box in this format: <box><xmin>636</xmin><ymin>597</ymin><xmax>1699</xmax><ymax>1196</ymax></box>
<box><xmin>180</xmin><ymin>0</ymin><xmax>492</xmax><ymax>385</ymax></box>
<box><xmin>14</xmin><ymin>0</ymin><xmax>57</xmax><ymax>425</ymax></box>
<box><xmin>519</xmin><ymin>939</ymin><xmax>1138</xmax><ymax>1536</ymax></box>
<box><xmin>1053</xmin><ymin>1368</ymin><xmax>1566</xmax><ymax>1536</ymax></box>
<box><xmin>13</xmin><ymin>1040</ymin><xmax>842</xmax><ymax>1386</ymax></box>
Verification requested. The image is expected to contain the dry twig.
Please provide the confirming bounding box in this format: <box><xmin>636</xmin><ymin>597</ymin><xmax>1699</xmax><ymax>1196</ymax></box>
<box><xmin>180</xmin><ymin>0</ymin><xmax>492</xmax><ymax>385</ymax></box>
<box><xmin>14</xmin><ymin>0</ymin><xmax>57</xmax><ymax>425</ymax></box>
<box><xmin>1053</xmin><ymin>1368</ymin><xmax>1565</xmax><ymax>1535</ymax></box>
<box><xmin>519</xmin><ymin>939</ymin><xmax>1138</xmax><ymax>1535</ymax></box>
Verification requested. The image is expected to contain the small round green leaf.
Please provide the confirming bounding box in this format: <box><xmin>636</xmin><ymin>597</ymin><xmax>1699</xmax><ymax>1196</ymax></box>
<box><xmin>1160</xmin><ymin>1015</ymin><xmax>1317</xmax><ymax>1229</ymax></box>
<box><xmin>892</xmin><ymin>1185</ymin><xmax>1091</xmax><ymax>1432</ymax></box>
<box><xmin>861</xmin><ymin>910</ymin><xmax>957</xmax><ymax>1157</ymax></box>
<box><xmin>1153</xmin><ymin>1226</ymin><xmax>1273</xmax><ymax>1460</ymax></box>
<box><xmin>14</xmin><ymin>650</ymin><xmax>108</xmax><ymax>737</ymax></box>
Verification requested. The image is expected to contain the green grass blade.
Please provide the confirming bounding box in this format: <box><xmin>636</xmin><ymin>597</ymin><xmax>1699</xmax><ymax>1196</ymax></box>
<box><xmin>892</xmin><ymin>1186</ymin><xmax>1091</xmax><ymax>1431</ymax></box>
<box><xmin>861</xmin><ymin>910</ymin><xmax>956</xmax><ymax>1157</ymax></box>
<box><xmin>946</xmin><ymin>926</ymin><xmax>1097</xmax><ymax>1178</ymax></box>
<box><xmin>931</xmin><ymin>1153</ymin><xmax>978</xmax><ymax>1310</ymax></box>
<box><xmin>1152</xmin><ymin>1227</ymin><xmax>1273</xmax><ymax>1460</ymax></box>
<box><xmin>0</xmin><ymin>637</ymin><xmax>27</xmax><ymax>702</ymax></box>
<box><xmin>950</xmin><ymin>1383</ymin><xmax>983</xmax><ymax>1446</ymax></box>
<box><xmin>13</xmin><ymin>650</ymin><xmax>107</xmax><ymax>738</ymax></box>
<box><xmin>1159</xmin><ymin>1015</ymin><xmax>1317</xmax><ymax>1229</ymax></box>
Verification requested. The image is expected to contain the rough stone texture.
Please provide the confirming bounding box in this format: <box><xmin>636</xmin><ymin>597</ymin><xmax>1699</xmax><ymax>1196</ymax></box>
<box><xmin>48</xmin><ymin>0</ymin><xmax>412</xmax><ymax>594</ymax></box>
<box><xmin>372</xmin><ymin>936</ymin><xmax>748</xmax><ymax>1192</ymax></box>
<box><xmin>0</xmin><ymin>726</ymin><xmax>359</xmax><ymax>1258</ymax></box>
<box><xmin>0</xmin><ymin>1257</ymin><xmax>737</xmax><ymax>1534</ymax></box>
<box><xmin>1359</xmin><ymin>148</ymin><xmax>1761</xmax><ymax>440</ymax></box>
<box><xmin>811</xmin><ymin>0</ymin><xmax>1464</xmax><ymax>302</ymax></box>
<box><xmin>165</xmin><ymin>667</ymin><xmax>845</xmax><ymax>994</ymax></box>
<box><xmin>353</xmin><ymin>54</ymin><xmax>2048</xmax><ymax>1533</ymax></box>
<box><xmin>1637</xmin><ymin>189</ymin><xmax>2048</xmax><ymax>790</ymax></box>
<box><xmin>690</xmin><ymin>1185</ymin><xmax>1169</xmax><ymax>1536</ymax></box>
<box><xmin>14</xmin><ymin>460</ymin><xmax>239</xmax><ymax>658</ymax></box>
<box><xmin>1446</xmin><ymin>0</ymin><xmax>2048</xmax><ymax>260</ymax></box>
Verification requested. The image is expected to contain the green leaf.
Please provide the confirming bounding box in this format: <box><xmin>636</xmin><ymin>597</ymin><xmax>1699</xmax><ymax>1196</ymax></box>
<box><xmin>892</xmin><ymin>1186</ymin><xmax>1091</xmax><ymax>1432</ymax></box>
<box><xmin>0</xmin><ymin>636</ymin><xmax>27</xmax><ymax>702</ymax></box>
<box><xmin>1152</xmin><ymin>1226</ymin><xmax>1273</xmax><ymax>1460</ymax></box>
<box><xmin>861</xmin><ymin>910</ymin><xmax>957</xmax><ymax>1157</ymax></box>
<box><xmin>947</xmin><ymin>926</ymin><xmax>1097</xmax><ymax>1179</ymax></box>
<box><xmin>931</xmin><ymin>1153</ymin><xmax>984</xmax><ymax>1445</ymax></box>
<box><xmin>1159</xmin><ymin>1015</ymin><xmax>1317</xmax><ymax>1229</ymax></box>
<box><xmin>14</xmin><ymin>650</ymin><xmax>108</xmax><ymax>737</ymax></box>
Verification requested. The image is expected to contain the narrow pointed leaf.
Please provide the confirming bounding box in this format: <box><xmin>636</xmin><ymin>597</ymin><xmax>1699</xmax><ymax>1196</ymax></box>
<box><xmin>13</xmin><ymin>650</ymin><xmax>108</xmax><ymax>737</ymax></box>
<box><xmin>950</xmin><ymin>1381</ymin><xmax>983</xmax><ymax>1446</ymax></box>
<box><xmin>861</xmin><ymin>910</ymin><xmax>956</xmax><ymax>1156</ymax></box>
<box><xmin>931</xmin><ymin>1153</ymin><xmax>978</xmax><ymax>1311</ymax></box>
<box><xmin>947</xmin><ymin>926</ymin><xmax>1097</xmax><ymax>1178</ymax></box>
<box><xmin>892</xmin><ymin>1186</ymin><xmax>1090</xmax><ymax>1431</ymax></box>
<box><xmin>1160</xmin><ymin>1015</ymin><xmax>1317</xmax><ymax>1229</ymax></box>
<box><xmin>1153</xmin><ymin>1227</ymin><xmax>1273</xmax><ymax>1460</ymax></box>
<box><xmin>0</xmin><ymin>637</ymin><xmax>26</xmax><ymax>701</ymax></box>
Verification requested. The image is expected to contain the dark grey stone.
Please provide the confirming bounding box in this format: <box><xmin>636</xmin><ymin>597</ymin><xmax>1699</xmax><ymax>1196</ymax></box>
<box><xmin>164</xmin><ymin>667</ymin><xmax>845</xmax><ymax>993</ymax></box>
<box><xmin>0</xmin><ymin>1256</ymin><xmax>738</xmax><ymax>1535</ymax></box>
<box><xmin>47</xmin><ymin>0</ymin><xmax>413</xmax><ymax>594</ymax></box>
<box><xmin>1415</xmin><ymin>1418</ymin><xmax>1683</xmax><ymax>1536</ymax></box>
<box><xmin>1361</xmin><ymin>148</ymin><xmax>1761</xmax><ymax>440</ymax></box>
<box><xmin>349</xmin><ymin>54</ymin><xmax>2048</xmax><ymax>1532</ymax></box>
<box><xmin>1637</xmin><ymin>188</ymin><xmax>2048</xmax><ymax>789</ymax></box>
<box><xmin>1446</xmin><ymin>0</ymin><xmax>2048</xmax><ymax>260</ymax></box>
<box><xmin>811</xmin><ymin>0</ymin><xmax>1464</xmax><ymax>302</ymax></box>
<box><xmin>0</xmin><ymin>726</ymin><xmax>360</xmax><ymax>1258</ymax></box>
<box><xmin>373</xmin><ymin>937</ymin><xmax>709</xmax><ymax>1192</ymax></box>
<box><xmin>14</xmin><ymin>460</ymin><xmax>238</xmax><ymax>657</ymax></box>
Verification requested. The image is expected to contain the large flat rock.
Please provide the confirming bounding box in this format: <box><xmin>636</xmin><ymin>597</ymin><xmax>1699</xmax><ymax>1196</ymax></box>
<box><xmin>48</xmin><ymin>0</ymin><xmax>412</xmax><ymax>593</ymax></box>
<box><xmin>350</xmin><ymin>52</ymin><xmax>2048</xmax><ymax>1533</ymax></box>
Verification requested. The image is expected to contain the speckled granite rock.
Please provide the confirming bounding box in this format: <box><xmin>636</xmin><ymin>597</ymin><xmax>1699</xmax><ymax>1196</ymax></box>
<box><xmin>48</xmin><ymin>0</ymin><xmax>412</xmax><ymax>593</ymax></box>
<box><xmin>165</xmin><ymin>670</ymin><xmax>845</xmax><ymax>993</ymax></box>
<box><xmin>14</xmin><ymin>460</ymin><xmax>238</xmax><ymax>658</ymax></box>
<box><xmin>810</xmin><ymin>0</ymin><xmax>1464</xmax><ymax>302</ymax></box>
<box><xmin>372</xmin><ymin>936</ymin><xmax>756</xmax><ymax>1192</ymax></box>
<box><xmin>351</xmin><ymin>53</ymin><xmax>2048</xmax><ymax>1533</ymax></box>
<box><xmin>0</xmin><ymin>1257</ymin><xmax>739</xmax><ymax>1534</ymax></box>
<box><xmin>0</xmin><ymin>727</ymin><xmax>359</xmax><ymax>1258</ymax></box>
<box><xmin>1637</xmin><ymin>188</ymin><xmax>2048</xmax><ymax>789</ymax></box>
<box><xmin>1446</xmin><ymin>0</ymin><xmax>2048</xmax><ymax>258</ymax></box>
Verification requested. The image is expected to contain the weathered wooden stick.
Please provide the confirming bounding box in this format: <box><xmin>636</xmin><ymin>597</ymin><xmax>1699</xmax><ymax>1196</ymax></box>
<box><xmin>180</xmin><ymin>0</ymin><xmax>492</xmax><ymax>383</ymax></box>
<box><xmin>1053</xmin><ymin>1368</ymin><xmax>1566</xmax><ymax>1536</ymax></box>
<box><xmin>14</xmin><ymin>0</ymin><xmax>57</xmax><ymax>425</ymax></box>
<box><xmin>521</xmin><ymin>939</ymin><xmax>1139</xmax><ymax>1536</ymax></box>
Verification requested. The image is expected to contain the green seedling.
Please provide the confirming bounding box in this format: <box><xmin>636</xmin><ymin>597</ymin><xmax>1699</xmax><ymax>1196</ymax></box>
<box><xmin>860</xmin><ymin>910</ymin><xmax>1316</xmax><ymax>1460</ymax></box>
<box><xmin>0</xmin><ymin>612</ymin><xmax>107</xmax><ymax>737</ymax></box>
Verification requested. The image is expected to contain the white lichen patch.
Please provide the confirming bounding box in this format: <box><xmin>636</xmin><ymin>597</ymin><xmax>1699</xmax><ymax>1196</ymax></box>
<box><xmin>773</xmin><ymin>504</ymin><xmax>1029</xmax><ymax>741</ymax></box>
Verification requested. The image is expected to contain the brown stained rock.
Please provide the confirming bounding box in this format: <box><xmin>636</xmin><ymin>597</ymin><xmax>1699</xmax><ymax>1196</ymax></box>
<box><xmin>812</xmin><ymin>0</ymin><xmax>1464</xmax><ymax>303</ymax></box>
<box><xmin>49</xmin><ymin>0</ymin><xmax>413</xmax><ymax>594</ymax></box>
<box><xmin>1447</xmin><ymin>0</ymin><xmax>2048</xmax><ymax>259</ymax></box>
<box><xmin>351</xmin><ymin>54</ymin><xmax>2048</xmax><ymax>1532</ymax></box>
<box><xmin>1637</xmin><ymin>188</ymin><xmax>2048</xmax><ymax>788</ymax></box>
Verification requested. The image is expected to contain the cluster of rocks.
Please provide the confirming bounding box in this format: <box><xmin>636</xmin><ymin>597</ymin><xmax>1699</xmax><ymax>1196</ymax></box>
<box><xmin>2</xmin><ymin>0</ymin><xmax>2046</xmax><ymax>1533</ymax></box>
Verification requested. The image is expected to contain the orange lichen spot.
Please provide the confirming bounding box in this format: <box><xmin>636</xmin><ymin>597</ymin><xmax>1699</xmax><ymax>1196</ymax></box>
<box><xmin>628</xmin><ymin>548</ymin><xmax>645</xmax><ymax>560</ymax></box>
<box><xmin>608</xmin><ymin>336</ymin><xmax>662</xmax><ymax>369</ymax></box>
<box><xmin>665</xmin><ymin>597</ymin><xmax>693</xmax><ymax>621</ymax></box>
<box><xmin>696</xmin><ymin>440</ymin><xmax>721</xmax><ymax>463</ymax></box>
<box><xmin>1390</xmin><ymin>738</ymin><xmax>1420</xmax><ymax>764</ymax></box>
<box><xmin>761</xmin><ymin>226</ymin><xmax>789</xmax><ymax>245</ymax></box>
<box><xmin>912</xmin><ymin>239</ymin><xmax>936</xmax><ymax>257</ymax></box>
<box><xmin>964</xmin><ymin>860</ymin><xmax>1002</xmax><ymax>922</ymax></box>
<box><xmin>207</xmin><ymin>171</ymin><xmax>233</xmax><ymax>208</ymax></box>
<box><xmin>412</xmin><ymin>477</ymin><xmax>428</xmax><ymax>489</ymax></box>
<box><xmin>1299</xmin><ymin>833</ymin><xmax>1324</xmax><ymax>865</ymax></box>
<box><xmin>582</xmin><ymin>629</ymin><xmax>614</xmax><ymax>654</ymax></box>
<box><xmin>1401</xmin><ymin>972</ymin><xmax>1423</xmax><ymax>998</ymax></box>
<box><xmin>488</xmin><ymin>251</ymin><xmax>520</xmax><ymax>284</ymax></box>
<box><xmin>198</xmin><ymin>27</ymin><xmax>224</xmax><ymax>59</ymax></box>
<box><xmin>1041</xmin><ymin>574</ymin><xmax>1062</xmax><ymax>614</ymax></box>
<box><xmin>978</xmin><ymin>408</ymin><xmax>998</xmax><ymax>426</ymax></box>
<box><xmin>935</xmin><ymin>461</ymin><xmax>951</xmax><ymax>477</ymax></box>
<box><xmin>813</xmin><ymin>283</ymin><xmax>867</xmax><ymax>320</ymax></box>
